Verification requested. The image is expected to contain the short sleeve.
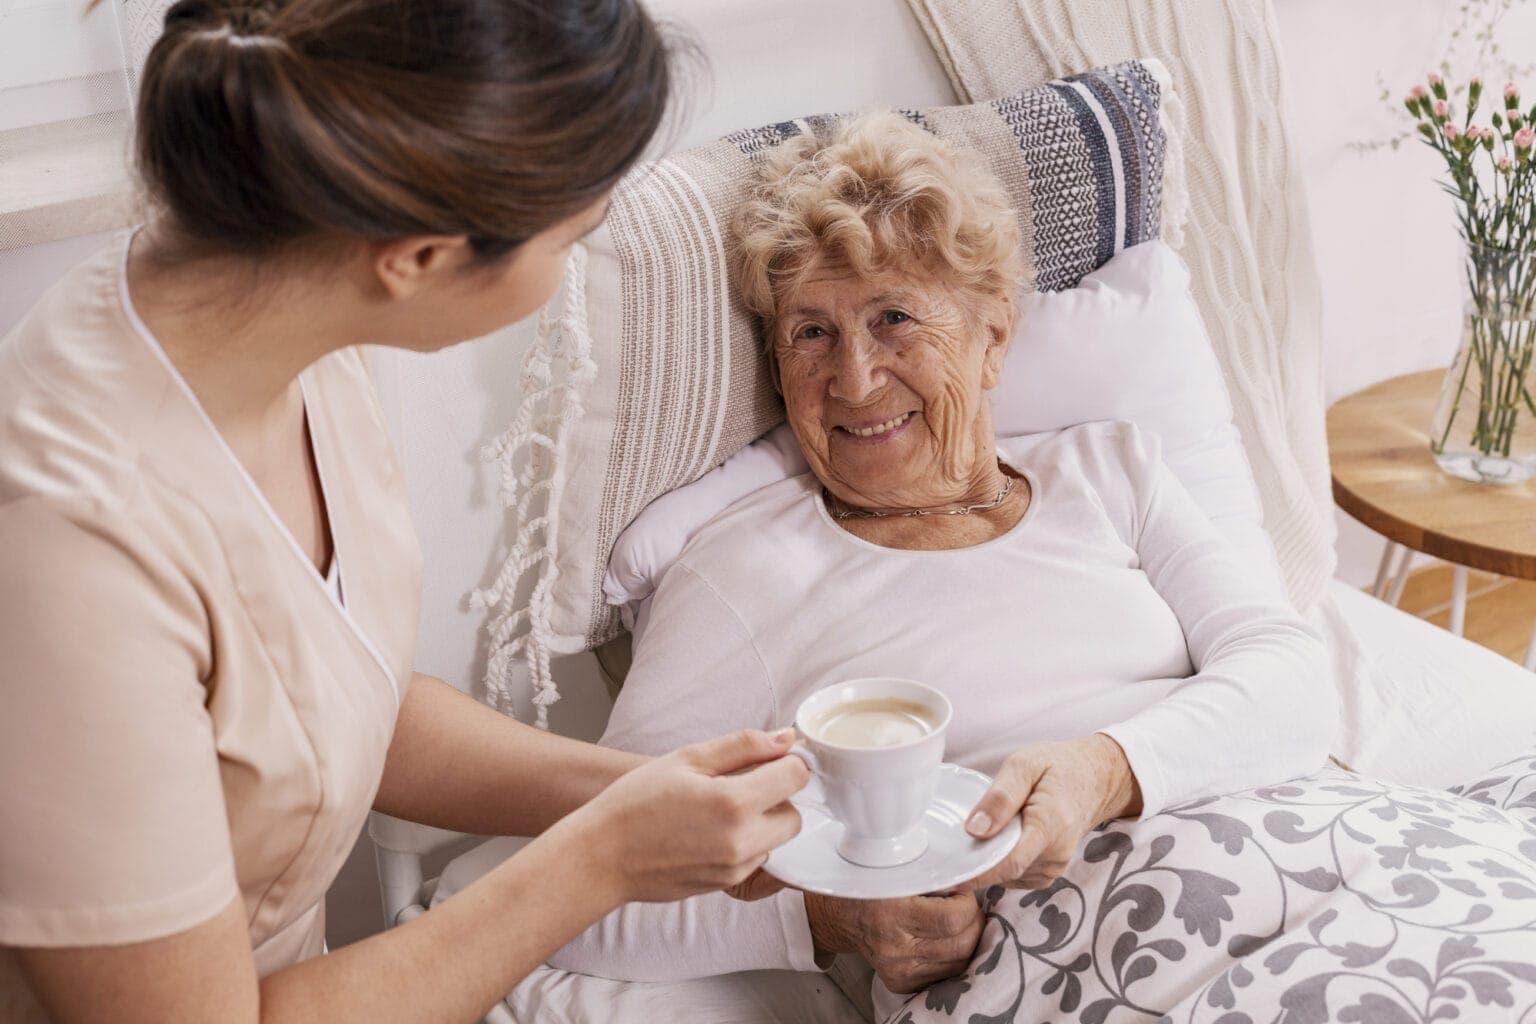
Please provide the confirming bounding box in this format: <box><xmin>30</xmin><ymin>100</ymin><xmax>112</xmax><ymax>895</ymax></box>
<box><xmin>0</xmin><ymin>499</ymin><xmax>238</xmax><ymax>947</ymax></box>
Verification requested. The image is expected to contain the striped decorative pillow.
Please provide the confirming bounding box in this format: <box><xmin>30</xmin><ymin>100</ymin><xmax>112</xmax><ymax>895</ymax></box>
<box><xmin>478</xmin><ymin>59</ymin><xmax>1186</xmax><ymax>721</ymax></box>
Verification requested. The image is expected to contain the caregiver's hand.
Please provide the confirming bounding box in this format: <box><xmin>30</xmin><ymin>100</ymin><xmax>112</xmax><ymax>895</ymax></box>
<box><xmin>804</xmin><ymin>892</ymin><xmax>984</xmax><ymax>993</ymax></box>
<box><xmin>963</xmin><ymin>734</ymin><xmax>1142</xmax><ymax>891</ymax></box>
<box><xmin>573</xmin><ymin>728</ymin><xmax>809</xmax><ymax>904</ymax></box>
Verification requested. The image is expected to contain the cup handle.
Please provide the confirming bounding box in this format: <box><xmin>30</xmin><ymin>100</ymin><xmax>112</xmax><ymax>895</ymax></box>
<box><xmin>788</xmin><ymin>742</ymin><xmax>832</xmax><ymax>817</ymax></box>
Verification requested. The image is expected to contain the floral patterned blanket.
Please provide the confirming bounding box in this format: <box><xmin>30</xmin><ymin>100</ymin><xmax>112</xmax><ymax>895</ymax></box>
<box><xmin>888</xmin><ymin>748</ymin><xmax>1536</xmax><ymax>1024</ymax></box>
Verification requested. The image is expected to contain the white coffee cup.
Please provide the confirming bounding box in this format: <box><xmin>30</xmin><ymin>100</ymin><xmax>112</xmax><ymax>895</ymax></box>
<box><xmin>790</xmin><ymin>677</ymin><xmax>952</xmax><ymax>868</ymax></box>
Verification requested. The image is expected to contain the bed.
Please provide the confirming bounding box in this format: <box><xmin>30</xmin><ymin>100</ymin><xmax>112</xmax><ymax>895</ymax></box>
<box><xmin>370</xmin><ymin>578</ymin><xmax>1536</xmax><ymax>1024</ymax></box>
<box><xmin>359</xmin><ymin>1</ymin><xmax>1536</xmax><ymax>1021</ymax></box>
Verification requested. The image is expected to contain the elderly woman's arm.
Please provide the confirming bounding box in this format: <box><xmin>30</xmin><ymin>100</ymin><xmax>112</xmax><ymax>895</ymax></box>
<box><xmin>968</xmin><ymin>421</ymin><xmax>1335</xmax><ymax>888</ymax></box>
<box><xmin>1095</xmin><ymin>423</ymin><xmax>1337</xmax><ymax>815</ymax></box>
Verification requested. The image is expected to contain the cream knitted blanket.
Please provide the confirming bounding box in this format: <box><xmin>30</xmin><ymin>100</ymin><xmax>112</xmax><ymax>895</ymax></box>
<box><xmin>904</xmin><ymin>0</ymin><xmax>1334</xmax><ymax>611</ymax></box>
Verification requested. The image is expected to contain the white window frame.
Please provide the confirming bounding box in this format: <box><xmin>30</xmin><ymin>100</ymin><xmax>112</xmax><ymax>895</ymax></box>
<box><xmin>0</xmin><ymin>0</ymin><xmax>137</xmax><ymax>249</ymax></box>
<box><xmin>0</xmin><ymin>0</ymin><xmax>130</xmax><ymax>133</ymax></box>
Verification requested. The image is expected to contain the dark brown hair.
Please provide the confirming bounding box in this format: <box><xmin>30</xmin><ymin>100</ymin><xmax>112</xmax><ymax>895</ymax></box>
<box><xmin>131</xmin><ymin>0</ymin><xmax>672</xmax><ymax>261</ymax></box>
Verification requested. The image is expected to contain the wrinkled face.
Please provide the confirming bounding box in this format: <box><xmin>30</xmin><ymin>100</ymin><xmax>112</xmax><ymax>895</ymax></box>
<box><xmin>773</xmin><ymin>261</ymin><xmax>1011</xmax><ymax>509</ymax></box>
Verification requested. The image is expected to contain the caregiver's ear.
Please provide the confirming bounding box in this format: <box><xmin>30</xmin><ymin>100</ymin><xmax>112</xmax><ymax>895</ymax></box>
<box><xmin>980</xmin><ymin>290</ymin><xmax>1015</xmax><ymax>389</ymax></box>
<box><xmin>373</xmin><ymin>236</ymin><xmax>476</xmax><ymax>299</ymax></box>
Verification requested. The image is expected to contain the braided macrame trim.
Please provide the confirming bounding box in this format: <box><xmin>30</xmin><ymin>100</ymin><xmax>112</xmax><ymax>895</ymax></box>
<box><xmin>1145</xmin><ymin>58</ymin><xmax>1189</xmax><ymax>251</ymax></box>
<box><xmin>472</xmin><ymin>245</ymin><xmax>595</xmax><ymax>729</ymax></box>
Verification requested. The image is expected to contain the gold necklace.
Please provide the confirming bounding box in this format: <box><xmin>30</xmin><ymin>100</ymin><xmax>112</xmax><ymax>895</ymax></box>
<box><xmin>826</xmin><ymin>475</ymin><xmax>1016</xmax><ymax>520</ymax></box>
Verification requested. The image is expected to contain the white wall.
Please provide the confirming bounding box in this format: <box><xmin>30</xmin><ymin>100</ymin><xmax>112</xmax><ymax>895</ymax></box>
<box><xmin>4</xmin><ymin>0</ymin><xmax>1530</xmax><ymax>947</ymax></box>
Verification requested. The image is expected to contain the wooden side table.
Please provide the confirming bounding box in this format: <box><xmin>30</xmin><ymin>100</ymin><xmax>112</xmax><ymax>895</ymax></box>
<box><xmin>1328</xmin><ymin>370</ymin><xmax>1536</xmax><ymax>668</ymax></box>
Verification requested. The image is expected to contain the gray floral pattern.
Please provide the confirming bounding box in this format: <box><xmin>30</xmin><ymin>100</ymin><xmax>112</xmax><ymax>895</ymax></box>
<box><xmin>889</xmin><ymin>749</ymin><xmax>1536</xmax><ymax>1024</ymax></box>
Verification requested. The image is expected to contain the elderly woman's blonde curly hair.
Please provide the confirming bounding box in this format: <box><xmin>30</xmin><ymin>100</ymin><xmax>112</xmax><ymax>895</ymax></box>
<box><xmin>732</xmin><ymin>111</ymin><xmax>1024</xmax><ymax>332</ymax></box>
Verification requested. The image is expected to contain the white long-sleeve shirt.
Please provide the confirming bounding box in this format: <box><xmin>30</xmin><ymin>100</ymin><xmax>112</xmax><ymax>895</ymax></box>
<box><xmin>533</xmin><ymin>421</ymin><xmax>1336</xmax><ymax>981</ymax></box>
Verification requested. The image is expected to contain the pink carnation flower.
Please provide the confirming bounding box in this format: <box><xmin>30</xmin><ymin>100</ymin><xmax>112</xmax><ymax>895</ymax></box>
<box><xmin>1499</xmin><ymin>156</ymin><xmax>1513</xmax><ymax>172</ymax></box>
<box><xmin>1411</xmin><ymin>84</ymin><xmax>1429</xmax><ymax>100</ymax></box>
<box><xmin>1435</xmin><ymin>99</ymin><xmax>1449</xmax><ymax>118</ymax></box>
<box><xmin>1471</xmin><ymin>75</ymin><xmax>1483</xmax><ymax>87</ymax></box>
<box><xmin>1507</xmin><ymin>83</ymin><xmax>1522</xmax><ymax>101</ymax></box>
<box><xmin>1428</xmin><ymin>71</ymin><xmax>1444</xmax><ymax>86</ymax></box>
<box><xmin>1516</xmin><ymin>127</ymin><xmax>1536</xmax><ymax>149</ymax></box>
<box><xmin>1444</xmin><ymin>122</ymin><xmax>1462</xmax><ymax>140</ymax></box>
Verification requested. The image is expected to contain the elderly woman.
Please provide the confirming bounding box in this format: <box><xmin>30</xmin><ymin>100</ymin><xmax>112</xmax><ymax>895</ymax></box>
<box><xmin>473</xmin><ymin>111</ymin><xmax>1335</xmax><ymax>1003</ymax></box>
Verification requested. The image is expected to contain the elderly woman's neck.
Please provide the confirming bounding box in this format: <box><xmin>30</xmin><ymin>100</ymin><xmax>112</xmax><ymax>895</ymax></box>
<box><xmin>825</xmin><ymin>452</ymin><xmax>1030</xmax><ymax>552</ymax></box>
<box><xmin>830</xmin><ymin>437</ymin><xmax>1011</xmax><ymax>510</ymax></box>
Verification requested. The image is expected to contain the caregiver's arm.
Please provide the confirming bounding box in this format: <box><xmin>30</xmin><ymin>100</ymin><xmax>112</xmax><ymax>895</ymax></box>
<box><xmin>18</xmin><ymin>730</ymin><xmax>806</xmax><ymax>1024</ymax></box>
<box><xmin>373</xmin><ymin>673</ymin><xmax>646</xmax><ymax>837</ymax></box>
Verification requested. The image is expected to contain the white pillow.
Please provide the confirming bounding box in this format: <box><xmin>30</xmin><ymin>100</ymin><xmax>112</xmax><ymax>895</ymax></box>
<box><xmin>603</xmin><ymin>240</ymin><xmax>1279</xmax><ymax>627</ymax></box>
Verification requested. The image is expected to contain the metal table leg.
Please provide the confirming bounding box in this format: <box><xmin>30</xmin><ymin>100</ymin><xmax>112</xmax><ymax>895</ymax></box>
<box><xmin>1386</xmin><ymin>545</ymin><xmax>1415</xmax><ymax>607</ymax></box>
<box><xmin>1449</xmin><ymin>564</ymin><xmax>1468</xmax><ymax>637</ymax></box>
<box><xmin>1372</xmin><ymin>540</ymin><xmax>1400</xmax><ymax>599</ymax></box>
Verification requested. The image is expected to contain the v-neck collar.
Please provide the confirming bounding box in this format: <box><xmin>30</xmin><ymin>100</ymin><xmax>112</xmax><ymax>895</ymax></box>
<box><xmin>299</xmin><ymin>375</ymin><xmax>343</xmax><ymax>604</ymax></box>
<box><xmin>117</xmin><ymin>233</ymin><xmax>394</xmax><ymax>688</ymax></box>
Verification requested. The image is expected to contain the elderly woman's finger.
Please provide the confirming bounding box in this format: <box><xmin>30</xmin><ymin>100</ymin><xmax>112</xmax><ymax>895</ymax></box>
<box><xmin>965</xmin><ymin>753</ymin><xmax>1046</xmax><ymax>839</ymax></box>
<box><xmin>726</xmin><ymin>865</ymin><xmax>786</xmax><ymax>902</ymax></box>
<box><xmin>908</xmin><ymin>891</ymin><xmax>983</xmax><ymax>939</ymax></box>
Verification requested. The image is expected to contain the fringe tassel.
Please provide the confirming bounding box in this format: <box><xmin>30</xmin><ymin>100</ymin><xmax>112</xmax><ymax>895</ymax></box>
<box><xmin>1145</xmin><ymin>57</ymin><xmax>1190</xmax><ymax>251</ymax></box>
<box><xmin>471</xmin><ymin>245</ymin><xmax>596</xmax><ymax>730</ymax></box>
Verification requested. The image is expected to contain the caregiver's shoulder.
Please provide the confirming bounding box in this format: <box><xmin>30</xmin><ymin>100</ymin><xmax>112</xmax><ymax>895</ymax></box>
<box><xmin>0</xmin><ymin>245</ymin><xmax>210</xmax><ymax>625</ymax></box>
<box><xmin>0</xmin><ymin>244</ymin><xmax>156</xmax><ymax>507</ymax></box>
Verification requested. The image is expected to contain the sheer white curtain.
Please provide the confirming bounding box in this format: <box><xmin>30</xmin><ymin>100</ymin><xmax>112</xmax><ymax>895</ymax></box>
<box><xmin>118</xmin><ymin>0</ymin><xmax>174</xmax><ymax>94</ymax></box>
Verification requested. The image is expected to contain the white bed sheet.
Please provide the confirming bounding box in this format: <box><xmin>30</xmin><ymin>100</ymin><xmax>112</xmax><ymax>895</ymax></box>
<box><xmin>1318</xmin><ymin>577</ymin><xmax>1536</xmax><ymax>789</ymax></box>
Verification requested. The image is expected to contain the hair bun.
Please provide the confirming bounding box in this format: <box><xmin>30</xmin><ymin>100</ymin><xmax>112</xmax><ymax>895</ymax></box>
<box><xmin>225</xmin><ymin>2</ymin><xmax>278</xmax><ymax>37</ymax></box>
<box><xmin>163</xmin><ymin>0</ymin><xmax>282</xmax><ymax>41</ymax></box>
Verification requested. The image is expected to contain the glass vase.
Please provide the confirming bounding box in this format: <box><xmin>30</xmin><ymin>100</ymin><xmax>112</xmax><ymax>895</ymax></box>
<box><xmin>1429</xmin><ymin>241</ymin><xmax>1536</xmax><ymax>485</ymax></box>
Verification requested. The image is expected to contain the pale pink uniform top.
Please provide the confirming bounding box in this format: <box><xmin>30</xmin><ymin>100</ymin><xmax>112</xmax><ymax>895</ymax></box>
<box><xmin>0</xmin><ymin>236</ymin><xmax>422</xmax><ymax>1020</ymax></box>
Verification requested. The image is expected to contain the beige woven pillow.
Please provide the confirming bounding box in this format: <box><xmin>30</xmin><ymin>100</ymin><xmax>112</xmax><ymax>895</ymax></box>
<box><xmin>478</xmin><ymin>59</ymin><xmax>1187</xmax><ymax>721</ymax></box>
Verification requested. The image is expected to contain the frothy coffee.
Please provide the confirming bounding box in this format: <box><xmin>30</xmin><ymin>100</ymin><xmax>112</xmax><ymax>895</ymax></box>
<box><xmin>810</xmin><ymin>698</ymin><xmax>939</xmax><ymax>749</ymax></box>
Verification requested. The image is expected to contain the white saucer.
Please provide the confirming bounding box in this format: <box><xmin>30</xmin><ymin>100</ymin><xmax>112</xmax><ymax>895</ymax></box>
<box><xmin>765</xmin><ymin>762</ymin><xmax>1021</xmax><ymax>900</ymax></box>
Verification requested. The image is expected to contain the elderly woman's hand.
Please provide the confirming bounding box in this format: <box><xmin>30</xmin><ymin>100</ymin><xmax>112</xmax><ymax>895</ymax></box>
<box><xmin>804</xmin><ymin>891</ymin><xmax>984</xmax><ymax>993</ymax></box>
<box><xmin>962</xmin><ymin>734</ymin><xmax>1142</xmax><ymax>892</ymax></box>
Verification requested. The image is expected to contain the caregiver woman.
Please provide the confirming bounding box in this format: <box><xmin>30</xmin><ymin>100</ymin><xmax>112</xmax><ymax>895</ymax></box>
<box><xmin>0</xmin><ymin>0</ymin><xmax>811</xmax><ymax>1021</ymax></box>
